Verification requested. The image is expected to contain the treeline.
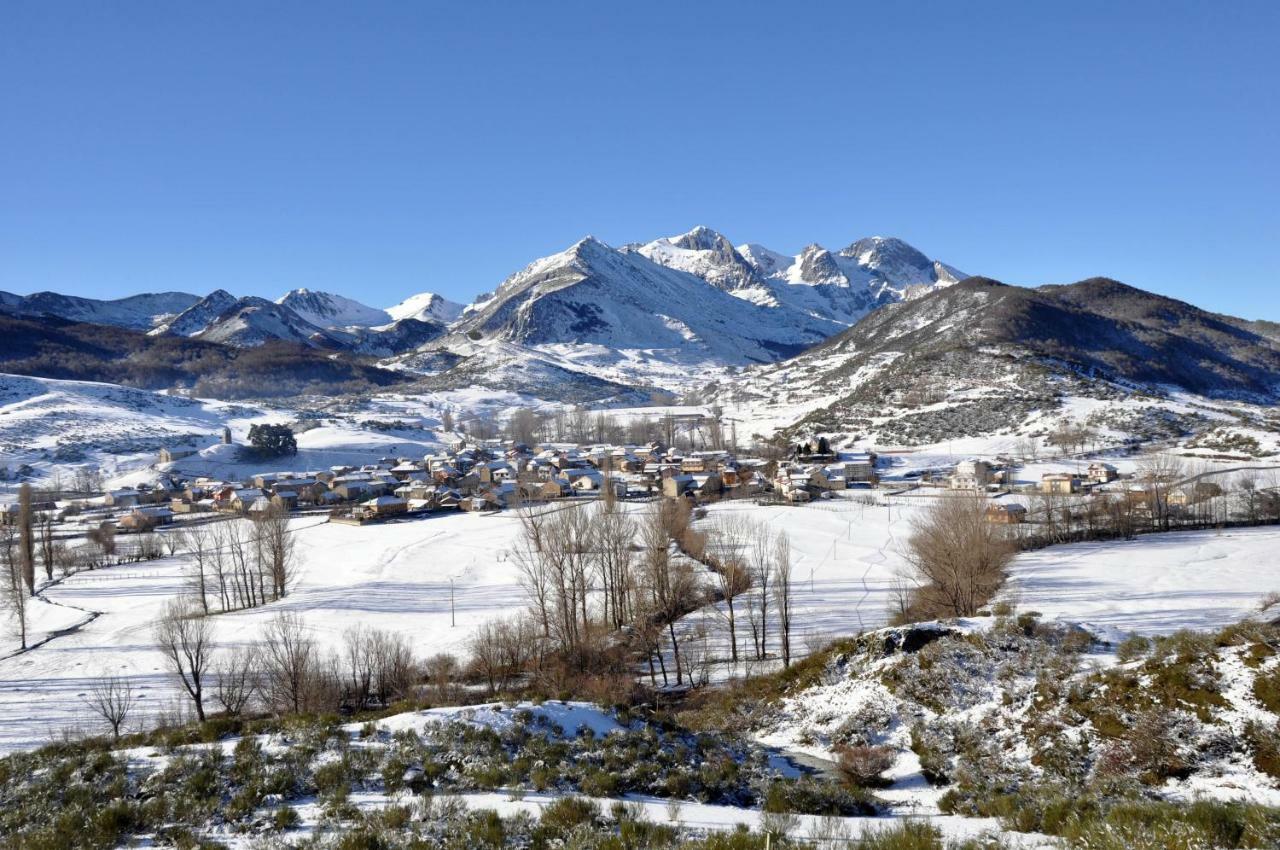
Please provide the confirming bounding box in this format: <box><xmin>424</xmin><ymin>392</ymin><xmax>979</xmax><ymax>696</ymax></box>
<box><xmin>0</xmin><ymin>313</ymin><xmax>409</xmax><ymax>399</ymax></box>
<box><xmin>1018</xmin><ymin>456</ymin><xmax>1280</xmax><ymax>549</ymax></box>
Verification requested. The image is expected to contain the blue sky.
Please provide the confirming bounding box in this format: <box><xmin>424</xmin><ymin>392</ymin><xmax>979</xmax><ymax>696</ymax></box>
<box><xmin>2</xmin><ymin>1</ymin><xmax>1277</xmax><ymax>318</ymax></box>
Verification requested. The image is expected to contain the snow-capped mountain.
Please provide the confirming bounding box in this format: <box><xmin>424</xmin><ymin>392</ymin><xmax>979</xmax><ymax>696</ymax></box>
<box><xmin>386</xmin><ymin>292</ymin><xmax>465</xmax><ymax>325</ymax></box>
<box><xmin>452</xmin><ymin>235</ymin><xmax>841</xmax><ymax>363</ymax></box>
<box><xmin>0</xmin><ymin>290</ymin><xmax>201</xmax><ymax>330</ymax></box>
<box><xmin>276</xmin><ymin>289</ymin><xmax>391</xmax><ymax>328</ymax></box>
<box><xmin>149</xmin><ymin>289</ymin><xmax>242</xmax><ymax>337</ymax></box>
<box><xmin>152</xmin><ymin>289</ymin><xmax>454</xmax><ymax>352</ymax></box>
<box><xmin>157</xmin><ymin>294</ymin><xmax>331</xmax><ymax>347</ymax></box>
<box><xmin>638</xmin><ymin>228</ymin><xmax>965</xmax><ymax>326</ymax></box>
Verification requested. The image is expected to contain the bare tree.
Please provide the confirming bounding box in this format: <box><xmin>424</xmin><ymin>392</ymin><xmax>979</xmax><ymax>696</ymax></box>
<box><xmin>85</xmin><ymin>675</ymin><xmax>137</xmax><ymax>740</ymax></box>
<box><xmin>641</xmin><ymin>504</ymin><xmax>702</xmax><ymax>685</ymax></box>
<box><xmin>36</xmin><ymin>512</ymin><xmax>56</xmax><ymax>582</ymax></box>
<box><xmin>712</xmin><ymin>516</ymin><xmax>753</xmax><ymax>664</ymax></box>
<box><xmin>748</xmin><ymin>524</ymin><xmax>774</xmax><ymax>660</ymax></box>
<box><xmin>1238</xmin><ymin>475</ymin><xmax>1260</xmax><ymax>525</ymax></box>
<box><xmin>18</xmin><ymin>483</ymin><xmax>35</xmax><ymax>595</ymax></box>
<box><xmin>1137</xmin><ymin>454</ymin><xmax>1183</xmax><ymax>532</ymax></box>
<box><xmin>1</xmin><ymin>523</ymin><xmax>28</xmax><ymax>649</ymax></box>
<box><xmin>254</xmin><ymin>505</ymin><xmax>295</xmax><ymax>601</ymax></box>
<box><xmin>185</xmin><ymin>523</ymin><xmax>212</xmax><ymax>614</ymax></box>
<box><xmin>594</xmin><ymin>502</ymin><xmax>637</xmax><ymax>630</ymax></box>
<box><xmin>772</xmin><ymin>532</ymin><xmax>794</xmax><ymax>668</ymax></box>
<box><xmin>261</xmin><ymin>611</ymin><xmax>319</xmax><ymax>714</ymax></box>
<box><xmin>507</xmin><ymin>407</ymin><xmax>544</xmax><ymax>446</ymax></box>
<box><xmin>88</xmin><ymin>521</ymin><xmax>116</xmax><ymax>566</ymax></box>
<box><xmin>214</xmin><ymin>644</ymin><xmax>260</xmax><ymax>716</ymax></box>
<box><xmin>469</xmin><ymin>618</ymin><xmax>508</xmax><ymax>694</ymax></box>
<box><xmin>162</xmin><ymin>526</ymin><xmax>186</xmax><ymax>558</ymax></box>
<box><xmin>154</xmin><ymin>598</ymin><xmax>215</xmax><ymax>722</ymax></box>
<box><xmin>424</xmin><ymin>652</ymin><xmax>459</xmax><ymax>701</ymax></box>
<box><xmin>900</xmin><ymin>493</ymin><xmax>1016</xmax><ymax>619</ymax></box>
<box><xmin>368</xmin><ymin>628</ymin><xmax>419</xmax><ymax>704</ymax></box>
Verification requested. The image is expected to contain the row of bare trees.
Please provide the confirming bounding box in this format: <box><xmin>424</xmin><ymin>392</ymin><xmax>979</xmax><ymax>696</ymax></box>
<box><xmin>2</xmin><ymin>485</ymin><xmax>37</xmax><ymax>649</ymax></box>
<box><xmin>1025</xmin><ymin>457</ymin><xmax>1280</xmax><ymax>547</ymax></box>
<box><xmin>694</xmin><ymin>514</ymin><xmax>796</xmax><ymax>668</ymax></box>
<box><xmin>121</xmin><ymin>605</ymin><xmax>428</xmax><ymax>736</ymax></box>
<box><xmin>180</xmin><ymin>510</ymin><xmax>295</xmax><ymax>614</ymax></box>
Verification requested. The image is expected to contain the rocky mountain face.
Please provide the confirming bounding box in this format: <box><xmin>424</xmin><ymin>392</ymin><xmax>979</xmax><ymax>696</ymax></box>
<box><xmin>2</xmin><ymin>286</ymin><xmax>451</xmax><ymax>355</ymax></box>
<box><xmin>821</xmin><ymin>277</ymin><xmax>1280</xmax><ymax>401</ymax></box>
<box><xmin>7</xmin><ymin>230</ymin><xmax>1273</xmax><ymax>426</ymax></box>
<box><xmin>0</xmin><ymin>228</ymin><xmax>961</xmax><ymax>375</ymax></box>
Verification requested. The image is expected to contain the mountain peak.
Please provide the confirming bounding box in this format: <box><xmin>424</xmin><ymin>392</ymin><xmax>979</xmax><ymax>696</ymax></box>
<box><xmin>840</xmin><ymin>236</ymin><xmax>933</xmax><ymax>271</ymax></box>
<box><xmin>386</xmin><ymin>291</ymin><xmax>464</xmax><ymax>325</ymax></box>
<box><xmin>276</xmin><ymin>289</ymin><xmax>390</xmax><ymax>328</ymax></box>
<box><xmin>670</xmin><ymin>225</ymin><xmax>732</xmax><ymax>252</ymax></box>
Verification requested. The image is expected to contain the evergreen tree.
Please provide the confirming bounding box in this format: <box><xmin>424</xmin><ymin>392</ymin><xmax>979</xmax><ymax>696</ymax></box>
<box><xmin>247</xmin><ymin>424</ymin><xmax>297</xmax><ymax>458</ymax></box>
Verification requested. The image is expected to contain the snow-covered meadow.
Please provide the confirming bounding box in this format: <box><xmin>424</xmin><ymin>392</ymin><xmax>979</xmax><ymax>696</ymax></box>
<box><xmin>6</xmin><ymin>483</ymin><xmax>1280</xmax><ymax>752</ymax></box>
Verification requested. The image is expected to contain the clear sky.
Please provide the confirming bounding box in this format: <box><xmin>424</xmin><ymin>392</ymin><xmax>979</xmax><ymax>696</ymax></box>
<box><xmin>2</xmin><ymin>1</ymin><xmax>1277</xmax><ymax>318</ymax></box>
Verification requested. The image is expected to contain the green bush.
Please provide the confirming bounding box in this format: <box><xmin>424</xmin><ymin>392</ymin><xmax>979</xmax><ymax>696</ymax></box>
<box><xmin>760</xmin><ymin>777</ymin><xmax>876</xmax><ymax>816</ymax></box>
<box><xmin>1115</xmin><ymin>633</ymin><xmax>1152</xmax><ymax>662</ymax></box>
<box><xmin>858</xmin><ymin>820</ymin><xmax>945</xmax><ymax>850</ymax></box>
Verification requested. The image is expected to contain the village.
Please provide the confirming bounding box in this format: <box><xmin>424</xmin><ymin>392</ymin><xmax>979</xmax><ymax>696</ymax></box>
<box><xmin>26</xmin><ymin>417</ymin><xmax>1249</xmax><ymax>550</ymax></box>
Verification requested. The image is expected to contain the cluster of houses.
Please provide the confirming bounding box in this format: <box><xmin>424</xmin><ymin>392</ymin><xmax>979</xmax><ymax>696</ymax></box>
<box><xmin>95</xmin><ymin>440</ymin><xmax>884</xmax><ymax>529</ymax></box>
<box><xmin>942</xmin><ymin>459</ymin><xmax>1126</xmax><ymax>524</ymax></box>
<box><xmin>943</xmin><ymin>459</ymin><xmax>1120</xmax><ymax>497</ymax></box>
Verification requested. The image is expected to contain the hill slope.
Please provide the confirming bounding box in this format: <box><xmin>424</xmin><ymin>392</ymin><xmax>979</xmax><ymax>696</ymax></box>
<box><xmin>707</xmin><ymin>276</ymin><xmax>1280</xmax><ymax>445</ymax></box>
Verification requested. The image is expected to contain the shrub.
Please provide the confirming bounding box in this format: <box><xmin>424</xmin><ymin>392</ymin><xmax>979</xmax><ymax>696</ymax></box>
<box><xmin>899</xmin><ymin>728</ymin><xmax>947</xmax><ymax>785</ymax></box>
<box><xmin>760</xmin><ymin>777</ymin><xmax>876</xmax><ymax>816</ymax></box>
<box><xmin>1254</xmin><ymin>667</ymin><xmax>1280</xmax><ymax>714</ymax></box>
<box><xmin>1244</xmin><ymin>720</ymin><xmax>1280</xmax><ymax>780</ymax></box>
<box><xmin>857</xmin><ymin>820</ymin><xmax>945</xmax><ymax>850</ymax></box>
<box><xmin>579</xmin><ymin>767</ymin><xmax>620</xmax><ymax>797</ymax></box>
<box><xmin>465</xmin><ymin>808</ymin><xmax>506</xmax><ymax>848</ymax></box>
<box><xmin>1115</xmin><ymin>633</ymin><xmax>1152</xmax><ymax>662</ymax></box>
<box><xmin>534</xmin><ymin>796</ymin><xmax>599</xmax><ymax>847</ymax></box>
<box><xmin>271</xmin><ymin>806</ymin><xmax>300</xmax><ymax>832</ymax></box>
<box><xmin>834</xmin><ymin>744</ymin><xmax>897</xmax><ymax>787</ymax></box>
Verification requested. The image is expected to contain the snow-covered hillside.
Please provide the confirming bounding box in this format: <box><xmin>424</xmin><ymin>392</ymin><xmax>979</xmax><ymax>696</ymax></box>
<box><xmin>0</xmin><ymin>374</ymin><xmax>248</xmax><ymax>483</ymax></box>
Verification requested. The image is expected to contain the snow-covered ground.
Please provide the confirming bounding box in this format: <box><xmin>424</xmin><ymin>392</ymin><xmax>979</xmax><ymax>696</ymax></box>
<box><xmin>0</xmin><ymin>509</ymin><xmax>532</xmax><ymax>751</ymax></box>
<box><xmin>1002</xmin><ymin>527</ymin><xmax>1280</xmax><ymax>641</ymax></box>
<box><xmin>5</xmin><ymin>487</ymin><xmax>1280</xmax><ymax>752</ymax></box>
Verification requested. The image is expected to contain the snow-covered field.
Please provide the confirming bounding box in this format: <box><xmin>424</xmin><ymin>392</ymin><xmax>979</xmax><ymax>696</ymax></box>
<box><xmin>5</xmin><ymin>487</ymin><xmax>1280</xmax><ymax>752</ymax></box>
<box><xmin>1002</xmin><ymin>527</ymin><xmax>1280</xmax><ymax>640</ymax></box>
<box><xmin>0</xmin><ymin>509</ymin><xmax>532</xmax><ymax>751</ymax></box>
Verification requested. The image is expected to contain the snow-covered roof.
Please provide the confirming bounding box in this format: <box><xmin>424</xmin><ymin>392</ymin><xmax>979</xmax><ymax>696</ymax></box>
<box><xmin>361</xmin><ymin>495</ymin><xmax>407</xmax><ymax>507</ymax></box>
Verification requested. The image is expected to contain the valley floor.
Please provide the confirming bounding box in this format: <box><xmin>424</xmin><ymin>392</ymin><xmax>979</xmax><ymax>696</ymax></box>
<box><xmin>3</xmin><ymin>493</ymin><xmax>1279</xmax><ymax>755</ymax></box>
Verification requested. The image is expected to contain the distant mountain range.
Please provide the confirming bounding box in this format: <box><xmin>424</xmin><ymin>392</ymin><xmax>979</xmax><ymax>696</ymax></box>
<box><xmin>2</xmin><ymin>229</ymin><xmax>1277</xmax><ymax>419</ymax></box>
<box><xmin>0</xmin><ymin>228</ymin><xmax>959</xmax><ymax>357</ymax></box>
